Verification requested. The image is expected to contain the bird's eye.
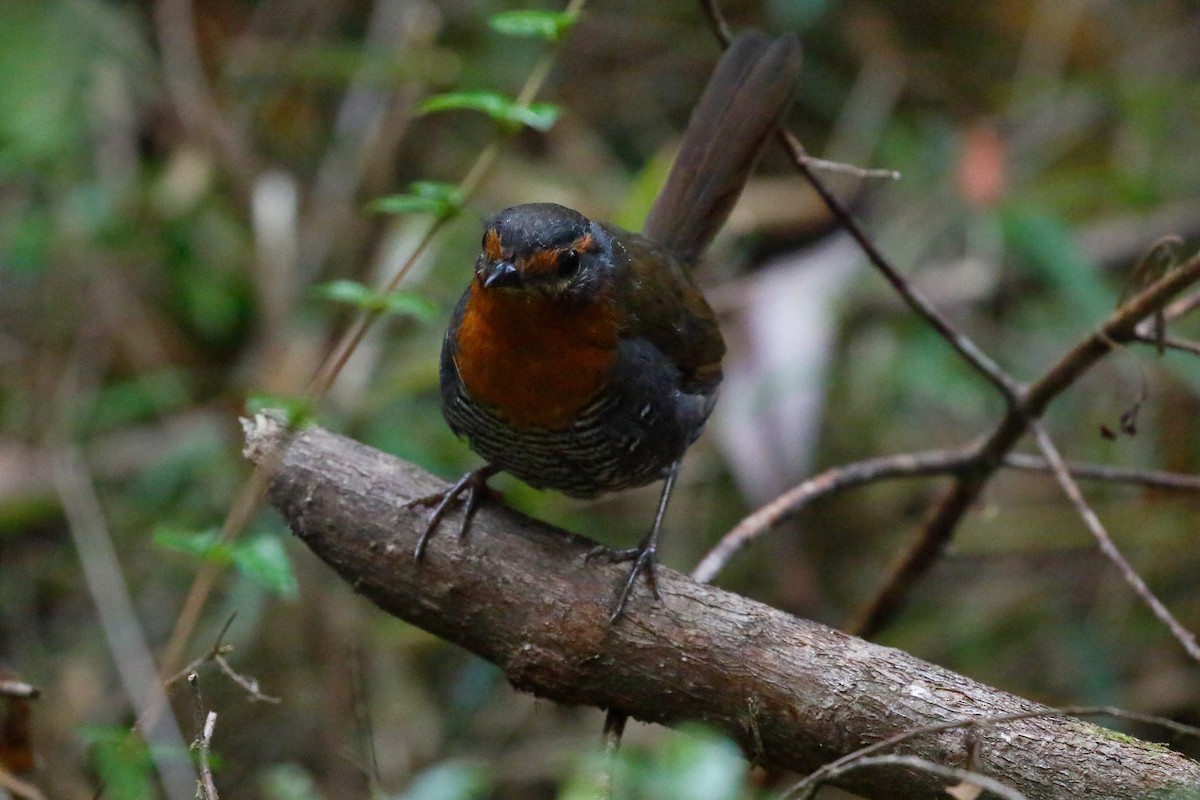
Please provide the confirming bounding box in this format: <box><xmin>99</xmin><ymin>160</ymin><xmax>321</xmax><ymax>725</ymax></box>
<box><xmin>557</xmin><ymin>249</ymin><xmax>581</xmax><ymax>278</ymax></box>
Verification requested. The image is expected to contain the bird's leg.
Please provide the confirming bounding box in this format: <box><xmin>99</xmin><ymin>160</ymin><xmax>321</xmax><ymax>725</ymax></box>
<box><xmin>588</xmin><ymin>459</ymin><xmax>681</xmax><ymax>623</ymax></box>
<box><xmin>405</xmin><ymin>464</ymin><xmax>499</xmax><ymax>559</ymax></box>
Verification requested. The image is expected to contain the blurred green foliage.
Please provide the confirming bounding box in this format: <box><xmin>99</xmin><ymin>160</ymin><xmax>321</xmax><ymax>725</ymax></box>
<box><xmin>1</xmin><ymin>0</ymin><xmax>1198</xmax><ymax>798</ymax></box>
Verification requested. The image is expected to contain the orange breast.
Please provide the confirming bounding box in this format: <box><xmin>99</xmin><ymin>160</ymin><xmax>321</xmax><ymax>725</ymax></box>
<box><xmin>454</xmin><ymin>283</ymin><xmax>620</xmax><ymax>431</ymax></box>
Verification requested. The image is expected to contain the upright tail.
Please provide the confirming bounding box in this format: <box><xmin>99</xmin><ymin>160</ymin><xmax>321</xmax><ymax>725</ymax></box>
<box><xmin>642</xmin><ymin>31</ymin><xmax>801</xmax><ymax>263</ymax></box>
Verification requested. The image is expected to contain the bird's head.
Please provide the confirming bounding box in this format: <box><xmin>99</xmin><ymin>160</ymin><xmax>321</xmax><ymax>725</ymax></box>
<box><xmin>474</xmin><ymin>203</ymin><xmax>614</xmax><ymax>302</ymax></box>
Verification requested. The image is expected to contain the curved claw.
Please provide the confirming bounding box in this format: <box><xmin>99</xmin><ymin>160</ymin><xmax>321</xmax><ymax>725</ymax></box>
<box><xmin>606</xmin><ymin>537</ymin><xmax>660</xmax><ymax>623</ymax></box>
<box><xmin>588</xmin><ymin>459</ymin><xmax>680</xmax><ymax>623</ymax></box>
<box><xmin>408</xmin><ymin>465</ymin><xmax>498</xmax><ymax>560</ymax></box>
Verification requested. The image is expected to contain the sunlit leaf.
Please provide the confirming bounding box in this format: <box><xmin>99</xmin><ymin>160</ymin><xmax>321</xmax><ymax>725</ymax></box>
<box><xmin>232</xmin><ymin>535</ymin><xmax>298</xmax><ymax>599</ymax></box>
<box><xmin>312</xmin><ymin>280</ymin><xmax>437</xmax><ymax>320</ymax></box>
<box><xmin>371</xmin><ymin>180</ymin><xmax>463</xmax><ymax>220</ymax></box>
<box><xmin>81</xmin><ymin>725</ymin><xmax>155</xmax><ymax>800</ymax></box>
<box><xmin>418</xmin><ymin>91</ymin><xmax>560</xmax><ymax>132</ymax></box>
<box><xmin>488</xmin><ymin>10</ymin><xmax>577</xmax><ymax>41</ymax></box>
<box><xmin>245</xmin><ymin>393</ymin><xmax>315</xmax><ymax>428</ymax></box>
<box><xmin>153</xmin><ymin>526</ymin><xmax>233</xmax><ymax>564</ymax></box>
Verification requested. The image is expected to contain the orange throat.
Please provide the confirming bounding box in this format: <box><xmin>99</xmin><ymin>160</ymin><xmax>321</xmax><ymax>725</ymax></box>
<box><xmin>454</xmin><ymin>283</ymin><xmax>619</xmax><ymax>431</ymax></box>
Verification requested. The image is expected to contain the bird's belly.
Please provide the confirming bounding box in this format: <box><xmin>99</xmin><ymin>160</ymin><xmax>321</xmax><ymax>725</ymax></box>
<box><xmin>443</xmin><ymin>389</ymin><xmax>681</xmax><ymax>497</ymax></box>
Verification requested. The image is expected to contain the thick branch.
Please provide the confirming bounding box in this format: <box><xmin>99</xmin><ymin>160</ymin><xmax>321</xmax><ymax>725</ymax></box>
<box><xmin>243</xmin><ymin>414</ymin><xmax>1200</xmax><ymax>800</ymax></box>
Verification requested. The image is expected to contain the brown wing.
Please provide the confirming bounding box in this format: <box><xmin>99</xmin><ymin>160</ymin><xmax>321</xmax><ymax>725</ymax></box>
<box><xmin>609</xmin><ymin>228</ymin><xmax>725</xmax><ymax>396</ymax></box>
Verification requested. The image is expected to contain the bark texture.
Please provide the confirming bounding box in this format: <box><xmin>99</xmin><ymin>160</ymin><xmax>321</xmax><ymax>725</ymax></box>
<box><xmin>243</xmin><ymin>413</ymin><xmax>1200</xmax><ymax>800</ymax></box>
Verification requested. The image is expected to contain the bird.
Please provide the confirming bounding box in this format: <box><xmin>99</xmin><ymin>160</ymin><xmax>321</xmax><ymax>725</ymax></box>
<box><xmin>408</xmin><ymin>31</ymin><xmax>802</xmax><ymax>621</ymax></box>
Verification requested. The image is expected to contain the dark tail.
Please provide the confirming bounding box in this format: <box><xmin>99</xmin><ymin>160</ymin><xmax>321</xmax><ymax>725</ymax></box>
<box><xmin>642</xmin><ymin>31</ymin><xmax>801</xmax><ymax>263</ymax></box>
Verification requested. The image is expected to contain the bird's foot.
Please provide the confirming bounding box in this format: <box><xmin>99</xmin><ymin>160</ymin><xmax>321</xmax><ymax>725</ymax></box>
<box><xmin>586</xmin><ymin>535</ymin><xmax>661</xmax><ymax>623</ymax></box>
<box><xmin>405</xmin><ymin>465</ymin><xmax>498</xmax><ymax>559</ymax></box>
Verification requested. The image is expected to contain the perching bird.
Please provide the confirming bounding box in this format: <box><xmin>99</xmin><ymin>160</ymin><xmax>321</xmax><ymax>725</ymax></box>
<box><xmin>410</xmin><ymin>31</ymin><xmax>802</xmax><ymax>621</ymax></box>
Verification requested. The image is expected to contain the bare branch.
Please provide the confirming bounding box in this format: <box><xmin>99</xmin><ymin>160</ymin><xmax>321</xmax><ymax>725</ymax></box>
<box><xmin>1031</xmin><ymin>422</ymin><xmax>1200</xmax><ymax>662</ymax></box>
<box><xmin>691</xmin><ymin>450</ymin><xmax>971</xmax><ymax>583</ymax></box>
<box><xmin>850</xmin><ymin>250</ymin><xmax>1200</xmax><ymax>637</ymax></box>
<box><xmin>787</xmin><ymin>755</ymin><xmax>1029</xmax><ymax>800</ymax></box>
<box><xmin>786</xmin><ymin>704</ymin><xmax>1200</xmax><ymax>800</ymax></box>
<box><xmin>1132</xmin><ymin>332</ymin><xmax>1200</xmax><ymax>358</ymax></box>
<box><xmin>694</xmin><ymin>447</ymin><xmax>1200</xmax><ymax>586</ymax></box>
<box><xmin>1002</xmin><ymin>452</ymin><xmax>1200</xmax><ymax>491</ymax></box>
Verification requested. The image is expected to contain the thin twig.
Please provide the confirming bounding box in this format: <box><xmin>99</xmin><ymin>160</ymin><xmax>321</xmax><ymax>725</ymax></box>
<box><xmin>1162</xmin><ymin>288</ymin><xmax>1200</xmax><ymax>321</ymax></box>
<box><xmin>165</xmin><ymin>615</ymin><xmax>238</xmax><ymax>687</ymax></box>
<box><xmin>1132</xmin><ymin>332</ymin><xmax>1200</xmax><ymax>357</ymax></box>
<box><xmin>197</xmin><ymin>713</ymin><xmax>219</xmax><ymax>800</ymax></box>
<box><xmin>782</xmin><ymin>704</ymin><xmax>1200</xmax><ymax>800</ymax></box>
<box><xmin>777</xmin><ymin>124</ymin><xmax>1023</xmax><ymax>404</ymax></box>
<box><xmin>693</xmin><ymin>446</ymin><xmax>1200</xmax><ymax>586</ymax></box>
<box><xmin>696</xmin><ymin>0</ymin><xmax>1022</xmax><ymax>407</ymax></box>
<box><xmin>213</xmin><ymin>653</ymin><xmax>281</xmax><ymax>704</ymax></box>
<box><xmin>786</xmin><ymin>755</ymin><xmax>1029</xmax><ymax>800</ymax></box>
<box><xmin>1002</xmin><ymin>453</ymin><xmax>1200</xmax><ymax>491</ymax></box>
<box><xmin>1031</xmin><ymin>422</ymin><xmax>1200</xmax><ymax>663</ymax></box>
<box><xmin>166</xmin><ymin>615</ymin><xmax>280</xmax><ymax>704</ymax></box>
<box><xmin>187</xmin><ymin>673</ymin><xmax>219</xmax><ymax>799</ymax></box>
<box><xmin>691</xmin><ymin>449</ymin><xmax>971</xmax><ymax>583</ymax></box>
<box><xmin>801</xmin><ymin>154</ymin><xmax>901</xmax><ymax>180</ymax></box>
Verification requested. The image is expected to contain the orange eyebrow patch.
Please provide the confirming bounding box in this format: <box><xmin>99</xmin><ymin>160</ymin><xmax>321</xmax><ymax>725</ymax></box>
<box><xmin>517</xmin><ymin>232</ymin><xmax>597</xmax><ymax>277</ymax></box>
<box><xmin>484</xmin><ymin>228</ymin><xmax>503</xmax><ymax>261</ymax></box>
<box><xmin>522</xmin><ymin>249</ymin><xmax>562</xmax><ymax>276</ymax></box>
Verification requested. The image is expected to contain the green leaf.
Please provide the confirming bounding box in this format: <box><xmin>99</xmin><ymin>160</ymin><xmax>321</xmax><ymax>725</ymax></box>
<box><xmin>153</xmin><ymin>526</ymin><xmax>233</xmax><ymax>565</ymax></box>
<box><xmin>510</xmin><ymin>102</ymin><xmax>560</xmax><ymax>132</ymax></box>
<box><xmin>488</xmin><ymin>10</ymin><xmax>577</xmax><ymax>41</ymax></box>
<box><xmin>418</xmin><ymin>91</ymin><xmax>560</xmax><ymax>132</ymax></box>
<box><xmin>244</xmin><ymin>392</ymin><xmax>315</xmax><ymax>428</ymax></box>
<box><xmin>81</xmin><ymin>726</ymin><xmax>155</xmax><ymax>800</ymax></box>
<box><xmin>232</xmin><ymin>535</ymin><xmax>298</xmax><ymax>599</ymax></box>
<box><xmin>311</xmin><ymin>280</ymin><xmax>437</xmax><ymax>320</ymax></box>
<box><xmin>382</xmin><ymin>292</ymin><xmax>439</xmax><ymax>319</ymax></box>
<box><xmin>371</xmin><ymin>180</ymin><xmax>463</xmax><ymax>219</ymax></box>
<box><xmin>311</xmin><ymin>278</ymin><xmax>376</xmax><ymax>307</ymax></box>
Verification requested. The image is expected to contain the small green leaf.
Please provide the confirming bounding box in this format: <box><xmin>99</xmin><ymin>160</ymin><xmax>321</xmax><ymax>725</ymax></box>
<box><xmin>371</xmin><ymin>180</ymin><xmax>463</xmax><ymax>219</ymax></box>
<box><xmin>511</xmin><ymin>102</ymin><xmax>559</xmax><ymax>132</ymax></box>
<box><xmin>418</xmin><ymin>91</ymin><xmax>560</xmax><ymax>132</ymax></box>
<box><xmin>81</xmin><ymin>725</ymin><xmax>156</xmax><ymax>800</ymax></box>
<box><xmin>153</xmin><ymin>526</ymin><xmax>233</xmax><ymax>564</ymax></box>
<box><xmin>382</xmin><ymin>292</ymin><xmax>438</xmax><ymax>319</ymax></box>
<box><xmin>232</xmin><ymin>535</ymin><xmax>298</xmax><ymax>599</ymax></box>
<box><xmin>488</xmin><ymin>10</ymin><xmax>577</xmax><ymax>41</ymax></box>
<box><xmin>419</xmin><ymin>89</ymin><xmax>508</xmax><ymax>117</ymax></box>
<box><xmin>311</xmin><ymin>278</ymin><xmax>376</xmax><ymax>307</ymax></box>
<box><xmin>245</xmin><ymin>393</ymin><xmax>315</xmax><ymax>428</ymax></box>
<box><xmin>311</xmin><ymin>280</ymin><xmax>436</xmax><ymax>320</ymax></box>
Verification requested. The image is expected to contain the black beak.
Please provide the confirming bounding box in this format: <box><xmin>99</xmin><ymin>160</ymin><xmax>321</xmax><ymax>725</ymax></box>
<box><xmin>481</xmin><ymin>261</ymin><xmax>520</xmax><ymax>289</ymax></box>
